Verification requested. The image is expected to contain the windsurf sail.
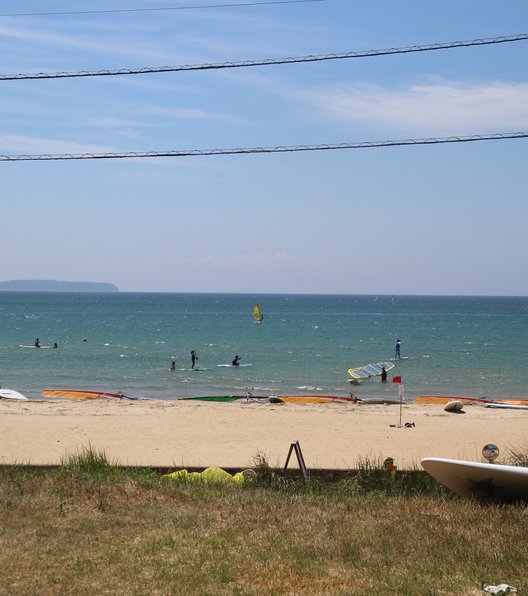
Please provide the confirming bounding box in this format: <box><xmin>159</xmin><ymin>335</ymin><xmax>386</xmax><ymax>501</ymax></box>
<box><xmin>347</xmin><ymin>361</ymin><xmax>395</xmax><ymax>381</ymax></box>
<box><xmin>414</xmin><ymin>395</ymin><xmax>528</xmax><ymax>406</ymax></box>
<box><xmin>42</xmin><ymin>389</ymin><xmax>128</xmax><ymax>400</ymax></box>
<box><xmin>252</xmin><ymin>304</ymin><xmax>263</xmax><ymax>323</ymax></box>
<box><xmin>277</xmin><ymin>395</ymin><xmax>357</xmax><ymax>404</ymax></box>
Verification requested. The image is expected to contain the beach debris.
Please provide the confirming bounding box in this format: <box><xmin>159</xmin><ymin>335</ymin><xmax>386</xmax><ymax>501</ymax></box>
<box><xmin>389</xmin><ymin>422</ymin><xmax>415</xmax><ymax>428</ymax></box>
<box><xmin>444</xmin><ymin>400</ymin><xmax>464</xmax><ymax>413</ymax></box>
<box><xmin>162</xmin><ymin>467</ymin><xmax>249</xmax><ymax>485</ymax></box>
<box><xmin>284</xmin><ymin>440</ymin><xmax>309</xmax><ymax>482</ymax></box>
<box><xmin>483</xmin><ymin>584</ymin><xmax>518</xmax><ymax>594</ymax></box>
<box><xmin>384</xmin><ymin>457</ymin><xmax>397</xmax><ymax>478</ymax></box>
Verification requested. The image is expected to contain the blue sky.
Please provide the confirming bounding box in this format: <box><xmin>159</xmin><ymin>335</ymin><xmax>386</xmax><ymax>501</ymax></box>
<box><xmin>1</xmin><ymin>0</ymin><xmax>527</xmax><ymax>294</ymax></box>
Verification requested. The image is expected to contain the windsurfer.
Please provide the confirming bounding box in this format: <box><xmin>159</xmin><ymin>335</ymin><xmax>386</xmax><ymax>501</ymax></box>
<box><xmin>191</xmin><ymin>350</ymin><xmax>197</xmax><ymax>369</ymax></box>
<box><xmin>232</xmin><ymin>355</ymin><xmax>241</xmax><ymax>367</ymax></box>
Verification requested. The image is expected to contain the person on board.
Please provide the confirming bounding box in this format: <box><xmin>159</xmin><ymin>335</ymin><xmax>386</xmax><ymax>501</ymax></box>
<box><xmin>381</xmin><ymin>367</ymin><xmax>387</xmax><ymax>383</ymax></box>
<box><xmin>53</xmin><ymin>342</ymin><xmax>58</xmax><ymax>349</ymax></box>
<box><xmin>232</xmin><ymin>355</ymin><xmax>241</xmax><ymax>367</ymax></box>
<box><xmin>34</xmin><ymin>338</ymin><xmax>41</xmax><ymax>348</ymax></box>
<box><xmin>191</xmin><ymin>350</ymin><xmax>197</xmax><ymax>369</ymax></box>
<box><xmin>171</xmin><ymin>360</ymin><xmax>176</xmax><ymax>371</ymax></box>
<box><xmin>395</xmin><ymin>339</ymin><xmax>402</xmax><ymax>359</ymax></box>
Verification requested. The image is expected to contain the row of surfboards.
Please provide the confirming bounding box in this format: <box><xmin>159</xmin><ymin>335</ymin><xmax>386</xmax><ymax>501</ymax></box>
<box><xmin>3</xmin><ymin>388</ymin><xmax>528</xmax><ymax>408</ymax></box>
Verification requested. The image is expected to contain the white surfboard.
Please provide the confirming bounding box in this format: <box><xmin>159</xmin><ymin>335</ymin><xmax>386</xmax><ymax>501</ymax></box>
<box><xmin>485</xmin><ymin>403</ymin><xmax>528</xmax><ymax>410</ymax></box>
<box><xmin>421</xmin><ymin>457</ymin><xmax>528</xmax><ymax>501</ymax></box>
<box><xmin>0</xmin><ymin>389</ymin><xmax>28</xmax><ymax>400</ymax></box>
<box><xmin>18</xmin><ymin>344</ymin><xmax>52</xmax><ymax>349</ymax></box>
<box><xmin>217</xmin><ymin>363</ymin><xmax>253</xmax><ymax>368</ymax></box>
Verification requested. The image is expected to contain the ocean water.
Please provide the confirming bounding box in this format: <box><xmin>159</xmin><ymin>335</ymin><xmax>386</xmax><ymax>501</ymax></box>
<box><xmin>1</xmin><ymin>292</ymin><xmax>527</xmax><ymax>401</ymax></box>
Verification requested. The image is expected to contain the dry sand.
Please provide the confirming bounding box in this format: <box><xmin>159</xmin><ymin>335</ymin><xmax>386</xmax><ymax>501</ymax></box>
<box><xmin>0</xmin><ymin>398</ymin><xmax>526</xmax><ymax>470</ymax></box>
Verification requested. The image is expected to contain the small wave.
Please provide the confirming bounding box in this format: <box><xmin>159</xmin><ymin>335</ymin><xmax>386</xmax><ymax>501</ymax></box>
<box><xmin>296</xmin><ymin>385</ymin><xmax>322</xmax><ymax>391</ymax></box>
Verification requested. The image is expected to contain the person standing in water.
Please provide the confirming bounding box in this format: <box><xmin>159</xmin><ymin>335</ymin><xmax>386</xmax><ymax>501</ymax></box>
<box><xmin>191</xmin><ymin>350</ymin><xmax>197</xmax><ymax>369</ymax></box>
<box><xmin>395</xmin><ymin>339</ymin><xmax>402</xmax><ymax>359</ymax></box>
<box><xmin>381</xmin><ymin>366</ymin><xmax>387</xmax><ymax>382</ymax></box>
<box><xmin>232</xmin><ymin>355</ymin><xmax>241</xmax><ymax>367</ymax></box>
<box><xmin>171</xmin><ymin>360</ymin><xmax>176</xmax><ymax>371</ymax></box>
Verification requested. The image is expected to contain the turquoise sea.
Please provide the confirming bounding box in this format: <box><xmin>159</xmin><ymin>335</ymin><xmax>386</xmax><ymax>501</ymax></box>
<box><xmin>1</xmin><ymin>292</ymin><xmax>527</xmax><ymax>402</ymax></box>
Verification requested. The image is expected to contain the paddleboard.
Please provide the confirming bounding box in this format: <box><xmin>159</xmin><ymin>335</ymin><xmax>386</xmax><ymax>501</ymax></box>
<box><xmin>18</xmin><ymin>344</ymin><xmax>52</xmax><ymax>349</ymax></box>
<box><xmin>421</xmin><ymin>457</ymin><xmax>528</xmax><ymax>502</ymax></box>
<box><xmin>0</xmin><ymin>389</ymin><xmax>28</xmax><ymax>400</ymax></box>
<box><xmin>217</xmin><ymin>363</ymin><xmax>253</xmax><ymax>368</ymax></box>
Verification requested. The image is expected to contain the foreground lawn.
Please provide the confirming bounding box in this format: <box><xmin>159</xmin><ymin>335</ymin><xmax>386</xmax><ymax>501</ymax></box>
<box><xmin>0</xmin><ymin>455</ymin><xmax>527</xmax><ymax>595</ymax></box>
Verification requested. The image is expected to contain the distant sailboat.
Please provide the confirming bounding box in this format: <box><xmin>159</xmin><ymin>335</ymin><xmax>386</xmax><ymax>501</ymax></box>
<box><xmin>252</xmin><ymin>304</ymin><xmax>264</xmax><ymax>323</ymax></box>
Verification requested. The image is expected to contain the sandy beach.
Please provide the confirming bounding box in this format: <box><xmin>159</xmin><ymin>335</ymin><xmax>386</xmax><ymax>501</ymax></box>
<box><xmin>1</xmin><ymin>397</ymin><xmax>526</xmax><ymax>470</ymax></box>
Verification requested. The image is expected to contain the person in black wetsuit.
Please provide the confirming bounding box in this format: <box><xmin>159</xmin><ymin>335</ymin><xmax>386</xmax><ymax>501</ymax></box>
<box><xmin>394</xmin><ymin>339</ymin><xmax>402</xmax><ymax>359</ymax></box>
<box><xmin>191</xmin><ymin>350</ymin><xmax>197</xmax><ymax>369</ymax></box>
<box><xmin>381</xmin><ymin>367</ymin><xmax>387</xmax><ymax>382</ymax></box>
<box><xmin>34</xmin><ymin>338</ymin><xmax>41</xmax><ymax>348</ymax></box>
<box><xmin>232</xmin><ymin>355</ymin><xmax>241</xmax><ymax>367</ymax></box>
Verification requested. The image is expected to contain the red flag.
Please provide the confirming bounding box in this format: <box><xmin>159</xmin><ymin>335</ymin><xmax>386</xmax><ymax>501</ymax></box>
<box><xmin>392</xmin><ymin>376</ymin><xmax>402</xmax><ymax>384</ymax></box>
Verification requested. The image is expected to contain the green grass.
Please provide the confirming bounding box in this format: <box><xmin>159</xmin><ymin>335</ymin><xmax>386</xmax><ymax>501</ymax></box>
<box><xmin>0</xmin><ymin>449</ymin><xmax>527</xmax><ymax>594</ymax></box>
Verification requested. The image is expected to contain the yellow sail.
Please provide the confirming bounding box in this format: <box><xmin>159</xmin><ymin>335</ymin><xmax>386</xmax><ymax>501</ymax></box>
<box><xmin>252</xmin><ymin>304</ymin><xmax>263</xmax><ymax>323</ymax></box>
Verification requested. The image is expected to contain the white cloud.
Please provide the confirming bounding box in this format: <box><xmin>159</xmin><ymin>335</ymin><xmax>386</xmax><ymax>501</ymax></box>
<box><xmin>0</xmin><ymin>133</ymin><xmax>112</xmax><ymax>154</ymax></box>
<box><xmin>300</xmin><ymin>80</ymin><xmax>528</xmax><ymax>134</ymax></box>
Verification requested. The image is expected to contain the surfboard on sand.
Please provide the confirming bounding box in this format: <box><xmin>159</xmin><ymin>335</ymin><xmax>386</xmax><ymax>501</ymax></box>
<box><xmin>421</xmin><ymin>457</ymin><xmax>528</xmax><ymax>502</ymax></box>
<box><xmin>485</xmin><ymin>403</ymin><xmax>528</xmax><ymax>410</ymax></box>
<box><xmin>0</xmin><ymin>389</ymin><xmax>28</xmax><ymax>400</ymax></box>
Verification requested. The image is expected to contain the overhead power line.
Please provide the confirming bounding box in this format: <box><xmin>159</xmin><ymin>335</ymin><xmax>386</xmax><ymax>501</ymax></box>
<box><xmin>0</xmin><ymin>0</ymin><xmax>324</xmax><ymax>18</ymax></box>
<box><xmin>1</xmin><ymin>33</ymin><xmax>527</xmax><ymax>81</ymax></box>
<box><xmin>0</xmin><ymin>132</ymin><xmax>525</xmax><ymax>162</ymax></box>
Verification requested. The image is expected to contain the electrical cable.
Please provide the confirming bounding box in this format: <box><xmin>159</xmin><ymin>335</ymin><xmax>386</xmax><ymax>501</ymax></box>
<box><xmin>1</xmin><ymin>33</ymin><xmax>527</xmax><ymax>81</ymax></box>
<box><xmin>0</xmin><ymin>0</ymin><xmax>324</xmax><ymax>18</ymax></box>
<box><xmin>0</xmin><ymin>131</ymin><xmax>525</xmax><ymax>162</ymax></box>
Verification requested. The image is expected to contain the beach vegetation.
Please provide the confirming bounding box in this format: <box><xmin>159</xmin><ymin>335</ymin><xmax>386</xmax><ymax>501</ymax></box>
<box><xmin>0</xmin><ymin>450</ymin><xmax>527</xmax><ymax>594</ymax></box>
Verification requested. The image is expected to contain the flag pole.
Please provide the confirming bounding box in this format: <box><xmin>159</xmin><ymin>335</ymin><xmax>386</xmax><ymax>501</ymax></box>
<box><xmin>392</xmin><ymin>375</ymin><xmax>403</xmax><ymax>427</ymax></box>
<box><xmin>399</xmin><ymin>383</ymin><xmax>403</xmax><ymax>427</ymax></box>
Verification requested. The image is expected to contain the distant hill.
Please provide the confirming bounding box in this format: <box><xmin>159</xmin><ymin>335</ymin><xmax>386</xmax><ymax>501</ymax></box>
<box><xmin>0</xmin><ymin>280</ymin><xmax>119</xmax><ymax>292</ymax></box>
